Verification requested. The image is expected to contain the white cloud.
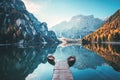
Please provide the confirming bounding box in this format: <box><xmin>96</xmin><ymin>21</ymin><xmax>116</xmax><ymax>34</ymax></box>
<box><xmin>22</xmin><ymin>0</ymin><xmax>69</xmax><ymax>28</ymax></box>
<box><xmin>22</xmin><ymin>0</ymin><xmax>55</xmax><ymax>28</ymax></box>
<box><xmin>22</xmin><ymin>0</ymin><xmax>44</xmax><ymax>14</ymax></box>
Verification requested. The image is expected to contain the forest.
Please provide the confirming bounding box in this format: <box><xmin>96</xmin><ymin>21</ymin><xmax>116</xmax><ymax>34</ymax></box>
<box><xmin>83</xmin><ymin>10</ymin><xmax>120</xmax><ymax>43</ymax></box>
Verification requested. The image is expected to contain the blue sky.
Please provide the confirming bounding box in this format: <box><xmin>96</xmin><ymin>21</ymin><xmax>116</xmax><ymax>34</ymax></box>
<box><xmin>22</xmin><ymin>0</ymin><xmax>120</xmax><ymax>28</ymax></box>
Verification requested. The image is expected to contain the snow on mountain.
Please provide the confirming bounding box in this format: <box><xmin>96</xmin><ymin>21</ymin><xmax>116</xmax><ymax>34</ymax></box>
<box><xmin>51</xmin><ymin>15</ymin><xmax>105</xmax><ymax>38</ymax></box>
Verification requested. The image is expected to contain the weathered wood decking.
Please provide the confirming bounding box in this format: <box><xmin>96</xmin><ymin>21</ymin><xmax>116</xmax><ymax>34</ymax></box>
<box><xmin>52</xmin><ymin>61</ymin><xmax>73</xmax><ymax>80</ymax></box>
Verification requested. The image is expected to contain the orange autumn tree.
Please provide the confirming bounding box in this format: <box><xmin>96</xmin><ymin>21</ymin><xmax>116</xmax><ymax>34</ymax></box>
<box><xmin>82</xmin><ymin>9</ymin><xmax>120</xmax><ymax>43</ymax></box>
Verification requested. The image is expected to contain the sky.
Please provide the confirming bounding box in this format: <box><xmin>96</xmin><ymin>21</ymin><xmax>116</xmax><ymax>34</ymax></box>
<box><xmin>22</xmin><ymin>0</ymin><xmax>120</xmax><ymax>28</ymax></box>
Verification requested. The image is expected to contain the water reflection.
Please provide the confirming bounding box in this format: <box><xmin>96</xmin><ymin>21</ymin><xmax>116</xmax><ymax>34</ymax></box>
<box><xmin>0</xmin><ymin>44</ymin><xmax>57</xmax><ymax>80</ymax></box>
<box><xmin>0</xmin><ymin>43</ymin><xmax>120</xmax><ymax>80</ymax></box>
<box><xmin>53</xmin><ymin>46</ymin><xmax>106</xmax><ymax>69</ymax></box>
<box><xmin>71</xmin><ymin>65</ymin><xmax>120</xmax><ymax>80</ymax></box>
<box><xmin>84</xmin><ymin>43</ymin><xmax>120</xmax><ymax>71</ymax></box>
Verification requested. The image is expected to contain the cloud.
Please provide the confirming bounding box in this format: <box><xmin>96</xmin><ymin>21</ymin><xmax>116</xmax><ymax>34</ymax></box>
<box><xmin>22</xmin><ymin>0</ymin><xmax>56</xmax><ymax>28</ymax></box>
<box><xmin>22</xmin><ymin>0</ymin><xmax>69</xmax><ymax>28</ymax></box>
<box><xmin>22</xmin><ymin>0</ymin><xmax>45</xmax><ymax>14</ymax></box>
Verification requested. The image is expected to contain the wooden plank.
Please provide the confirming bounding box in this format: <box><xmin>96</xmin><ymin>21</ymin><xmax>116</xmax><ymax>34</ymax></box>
<box><xmin>52</xmin><ymin>61</ymin><xmax>73</xmax><ymax>80</ymax></box>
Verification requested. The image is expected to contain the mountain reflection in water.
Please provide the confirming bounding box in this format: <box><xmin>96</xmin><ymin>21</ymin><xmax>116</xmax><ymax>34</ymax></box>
<box><xmin>84</xmin><ymin>43</ymin><xmax>120</xmax><ymax>71</ymax></box>
<box><xmin>0</xmin><ymin>43</ymin><xmax>120</xmax><ymax>80</ymax></box>
<box><xmin>0</xmin><ymin>44</ymin><xmax>57</xmax><ymax>80</ymax></box>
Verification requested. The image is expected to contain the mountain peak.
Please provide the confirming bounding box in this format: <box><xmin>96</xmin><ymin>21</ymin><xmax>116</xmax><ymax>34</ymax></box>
<box><xmin>51</xmin><ymin>14</ymin><xmax>104</xmax><ymax>38</ymax></box>
<box><xmin>107</xmin><ymin>9</ymin><xmax>120</xmax><ymax>22</ymax></box>
<box><xmin>0</xmin><ymin>0</ymin><xmax>26</xmax><ymax>11</ymax></box>
<box><xmin>71</xmin><ymin>15</ymin><xmax>94</xmax><ymax>20</ymax></box>
<box><xmin>0</xmin><ymin>0</ymin><xmax>59</xmax><ymax>44</ymax></box>
<box><xmin>117</xmin><ymin>9</ymin><xmax>120</xmax><ymax>13</ymax></box>
<box><xmin>113</xmin><ymin>9</ymin><xmax>120</xmax><ymax>16</ymax></box>
<box><xmin>83</xmin><ymin>9</ymin><xmax>120</xmax><ymax>43</ymax></box>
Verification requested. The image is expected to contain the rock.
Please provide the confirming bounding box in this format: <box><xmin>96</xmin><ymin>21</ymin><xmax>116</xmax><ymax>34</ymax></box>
<box><xmin>51</xmin><ymin>15</ymin><xmax>105</xmax><ymax>39</ymax></box>
<box><xmin>0</xmin><ymin>0</ymin><xmax>59</xmax><ymax>45</ymax></box>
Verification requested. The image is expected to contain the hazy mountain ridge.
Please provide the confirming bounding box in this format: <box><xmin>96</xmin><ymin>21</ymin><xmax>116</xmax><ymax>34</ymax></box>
<box><xmin>51</xmin><ymin>15</ymin><xmax>105</xmax><ymax>38</ymax></box>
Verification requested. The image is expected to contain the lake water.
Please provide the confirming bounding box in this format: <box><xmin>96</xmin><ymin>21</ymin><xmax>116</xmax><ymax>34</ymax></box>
<box><xmin>0</xmin><ymin>43</ymin><xmax>120</xmax><ymax>80</ymax></box>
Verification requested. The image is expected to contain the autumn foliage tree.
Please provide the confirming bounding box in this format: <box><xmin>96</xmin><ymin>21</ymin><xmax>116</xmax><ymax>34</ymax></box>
<box><xmin>82</xmin><ymin>9</ymin><xmax>120</xmax><ymax>43</ymax></box>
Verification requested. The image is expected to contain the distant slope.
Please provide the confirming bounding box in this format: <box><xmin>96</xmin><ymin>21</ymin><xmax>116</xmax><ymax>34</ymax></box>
<box><xmin>82</xmin><ymin>9</ymin><xmax>120</xmax><ymax>43</ymax></box>
<box><xmin>51</xmin><ymin>15</ymin><xmax>105</xmax><ymax>38</ymax></box>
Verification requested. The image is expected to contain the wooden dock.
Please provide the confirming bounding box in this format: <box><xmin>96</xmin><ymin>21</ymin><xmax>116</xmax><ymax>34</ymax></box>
<box><xmin>52</xmin><ymin>61</ymin><xmax>73</xmax><ymax>80</ymax></box>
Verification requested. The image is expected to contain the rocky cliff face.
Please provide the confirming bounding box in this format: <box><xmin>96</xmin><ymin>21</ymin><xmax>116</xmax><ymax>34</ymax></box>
<box><xmin>0</xmin><ymin>0</ymin><xmax>59</xmax><ymax>44</ymax></box>
<box><xmin>82</xmin><ymin>9</ymin><xmax>120</xmax><ymax>43</ymax></box>
<box><xmin>51</xmin><ymin>15</ymin><xmax>104</xmax><ymax>38</ymax></box>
